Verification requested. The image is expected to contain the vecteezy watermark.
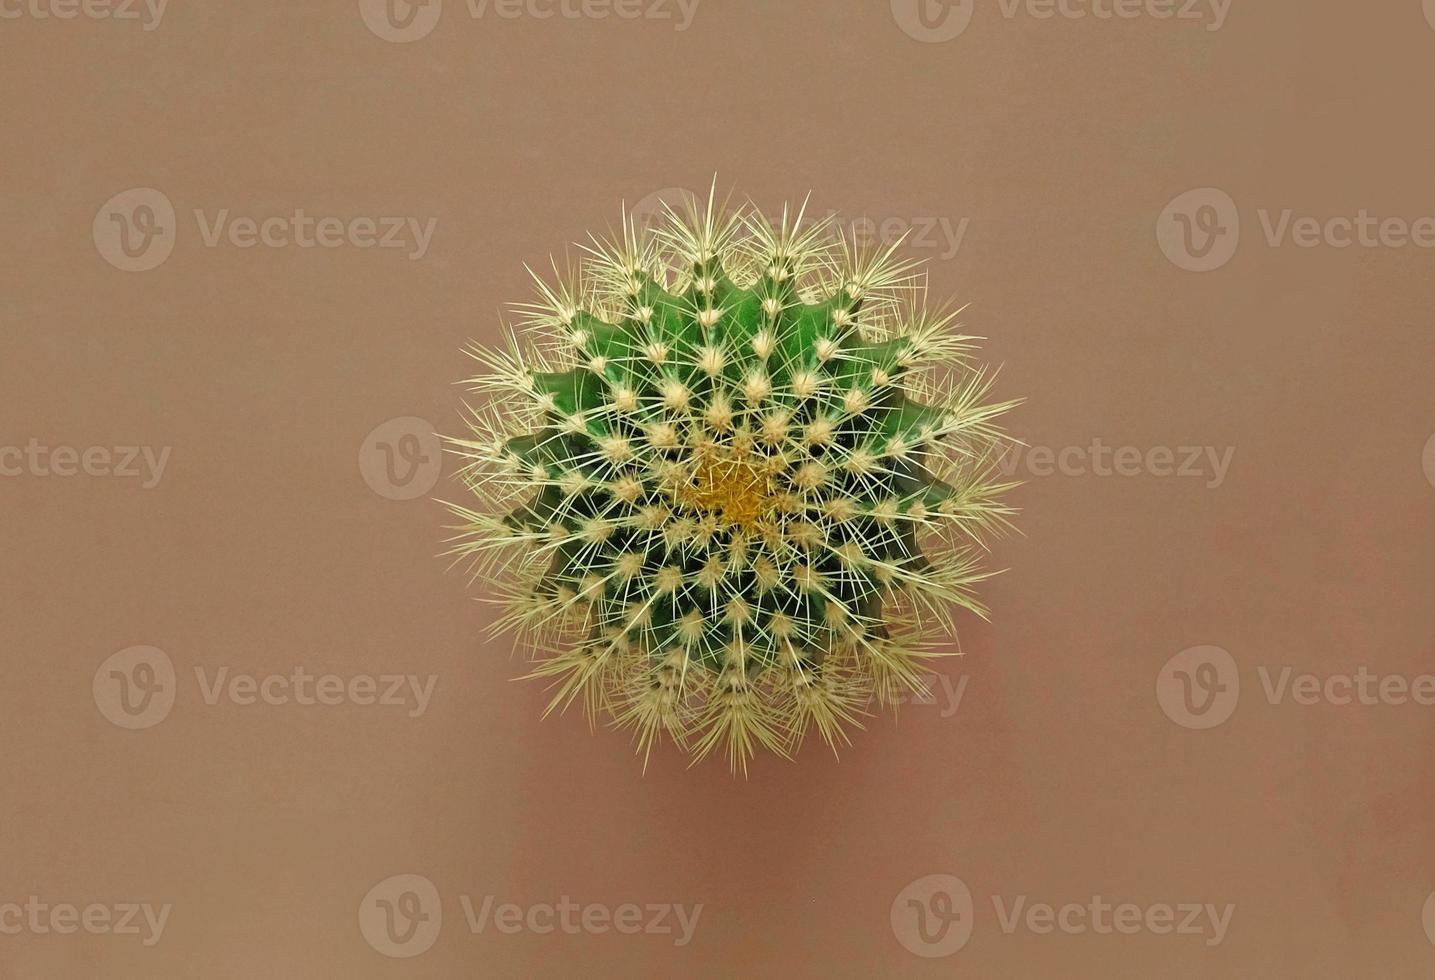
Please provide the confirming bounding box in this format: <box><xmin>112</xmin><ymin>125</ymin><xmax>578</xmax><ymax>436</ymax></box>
<box><xmin>93</xmin><ymin>646</ymin><xmax>177</xmax><ymax>730</ymax></box>
<box><xmin>891</xmin><ymin>875</ymin><xmax>1233</xmax><ymax>957</ymax></box>
<box><xmin>1156</xmin><ymin>645</ymin><xmax>1240</xmax><ymax>730</ymax></box>
<box><xmin>891</xmin><ymin>875</ymin><xmax>974</xmax><ymax>957</ymax></box>
<box><xmin>92</xmin><ymin>188</ymin><xmax>177</xmax><ymax>272</ymax></box>
<box><xmin>627</xmin><ymin>186</ymin><xmax>701</xmax><ymax>237</ymax></box>
<box><xmin>819</xmin><ymin>211</ymin><xmax>969</xmax><ymax>261</ymax></box>
<box><xmin>192</xmin><ymin>667</ymin><xmax>437</xmax><ymax>717</ymax></box>
<box><xmin>1158</xmin><ymin>646</ymin><xmax>1435</xmax><ymax>730</ymax></box>
<box><xmin>360</xmin><ymin>875</ymin><xmax>443</xmax><ymax>959</ymax></box>
<box><xmin>989</xmin><ymin>894</ymin><xmax>1233</xmax><ymax>947</ymax></box>
<box><xmin>873</xmin><ymin>671</ymin><xmax>967</xmax><ymax>718</ymax></box>
<box><xmin>458</xmin><ymin>895</ymin><xmax>702</xmax><ymax>946</ymax></box>
<box><xmin>93</xmin><ymin>647</ymin><xmax>439</xmax><ymax>730</ymax></box>
<box><xmin>358</xmin><ymin>0</ymin><xmax>444</xmax><ymax>42</ymax></box>
<box><xmin>998</xmin><ymin>440</ymin><xmax>1236</xmax><ymax>489</ymax></box>
<box><xmin>1422</xmin><ymin>433</ymin><xmax>1435</xmax><ymax>490</ymax></box>
<box><xmin>1158</xmin><ymin>187</ymin><xmax>1435</xmax><ymax>272</ymax></box>
<box><xmin>1423</xmin><ymin>890</ymin><xmax>1435</xmax><ymax>947</ymax></box>
<box><xmin>0</xmin><ymin>440</ymin><xmax>170</xmax><ymax>489</ymax></box>
<box><xmin>889</xmin><ymin>0</ymin><xmax>973</xmax><ymax>43</ymax></box>
<box><xmin>0</xmin><ymin>0</ymin><xmax>169</xmax><ymax>30</ymax></box>
<box><xmin>1156</xmin><ymin>188</ymin><xmax>1240</xmax><ymax>272</ymax></box>
<box><xmin>93</xmin><ymin>188</ymin><xmax>438</xmax><ymax>272</ymax></box>
<box><xmin>1425</xmin><ymin>0</ymin><xmax>1435</xmax><ymax>32</ymax></box>
<box><xmin>0</xmin><ymin>898</ymin><xmax>172</xmax><ymax>947</ymax></box>
<box><xmin>359</xmin><ymin>0</ymin><xmax>700</xmax><ymax>43</ymax></box>
<box><xmin>357</xmin><ymin>874</ymin><xmax>701</xmax><ymax>959</ymax></box>
<box><xmin>890</xmin><ymin>0</ymin><xmax>1230</xmax><ymax>43</ymax></box>
<box><xmin>754</xmin><ymin>203</ymin><xmax>971</xmax><ymax>260</ymax></box>
<box><xmin>619</xmin><ymin>187</ymin><xmax>971</xmax><ymax>259</ymax></box>
<box><xmin>359</xmin><ymin>417</ymin><xmax>443</xmax><ymax>500</ymax></box>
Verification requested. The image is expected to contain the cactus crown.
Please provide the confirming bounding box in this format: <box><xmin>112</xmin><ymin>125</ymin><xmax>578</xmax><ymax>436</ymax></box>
<box><xmin>447</xmin><ymin>190</ymin><xmax>1018</xmax><ymax>773</ymax></box>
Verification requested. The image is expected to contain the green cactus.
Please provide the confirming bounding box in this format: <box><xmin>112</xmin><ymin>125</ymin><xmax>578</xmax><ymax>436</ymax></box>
<box><xmin>447</xmin><ymin>190</ymin><xmax>1018</xmax><ymax>772</ymax></box>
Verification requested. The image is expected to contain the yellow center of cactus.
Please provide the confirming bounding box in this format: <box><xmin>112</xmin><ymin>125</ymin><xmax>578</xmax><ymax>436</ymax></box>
<box><xmin>679</xmin><ymin>447</ymin><xmax>774</xmax><ymax>528</ymax></box>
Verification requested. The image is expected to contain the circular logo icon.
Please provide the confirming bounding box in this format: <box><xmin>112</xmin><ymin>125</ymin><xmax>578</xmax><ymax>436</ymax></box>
<box><xmin>359</xmin><ymin>0</ymin><xmax>442</xmax><ymax>42</ymax></box>
<box><xmin>359</xmin><ymin>417</ymin><xmax>443</xmax><ymax>500</ymax></box>
<box><xmin>628</xmin><ymin>186</ymin><xmax>700</xmax><ymax>240</ymax></box>
<box><xmin>890</xmin><ymin>874</ymin><xmax>973</xmax><ymax>958</ymax></box>
<box><xmin>890</xmin><ymin>0</ymin><xmax>974</xmax><ymax>42</ymax></box>
<box><xmin>1157</xmin><ymin>645</ymin><xmax>1240</xmax><ymax>730</ymax></box>
<box><xmin>1423</xmin><ymin>433</ymin><xmax>1435</xmax><ymax>490</ymax></box>
<box><xmin>1156</xmin><ymin>188</ymin><xmax>1240</xmax><ymax>272</ymax></box>
<box><xmin>93</xmin><ymin>188</ymin><xmax>177</xmax><ymax>273</ymax></box>
<box><xmin>93</xmin><ymin>646</ymin><xmax>176</xmax><ymax>730</ymax></box>
<box><xmin>359</xmin><ymin>874</ymin><xmax>442</xmax><ymax>958</ymax></box>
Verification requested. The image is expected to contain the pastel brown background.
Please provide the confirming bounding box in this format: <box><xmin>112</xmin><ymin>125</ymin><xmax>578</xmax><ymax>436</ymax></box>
<box><xmin>3</xmin><ymin>1</ymin><xmax>1435</xmax><ymax>976</ymax></box>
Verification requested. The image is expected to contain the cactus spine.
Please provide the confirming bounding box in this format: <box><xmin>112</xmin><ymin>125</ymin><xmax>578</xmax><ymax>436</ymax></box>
<box><xmin>448</xmin><ymin>191</ymin><xmax>1017</xmax><ymax>772</ymax></box>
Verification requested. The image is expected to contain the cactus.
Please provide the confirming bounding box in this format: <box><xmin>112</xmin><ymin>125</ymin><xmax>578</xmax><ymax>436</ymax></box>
<box><xmin>446</xmin><ymin>190</ymin><xmax>1018</xmax><ymax>772</ymax></box>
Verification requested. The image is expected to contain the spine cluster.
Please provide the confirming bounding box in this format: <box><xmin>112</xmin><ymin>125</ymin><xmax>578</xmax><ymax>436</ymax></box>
<box><xmin>448</xmin><ymin>192</ymin><xmax>1017</xmax><ymax>771</ymax></box>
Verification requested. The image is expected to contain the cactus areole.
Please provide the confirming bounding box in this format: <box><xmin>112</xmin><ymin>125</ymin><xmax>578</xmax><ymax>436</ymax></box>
<box><xmin>447</xmin><ymin>191</ymin><xmax>1018</xmax><ymax>772</ymax></box>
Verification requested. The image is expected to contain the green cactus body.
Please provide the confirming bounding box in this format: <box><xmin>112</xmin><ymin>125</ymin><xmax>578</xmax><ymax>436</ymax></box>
<box><xmin>449</xmin><ymin>193</ymin><xmax>1017</xmax><ymax>771</ymax></box>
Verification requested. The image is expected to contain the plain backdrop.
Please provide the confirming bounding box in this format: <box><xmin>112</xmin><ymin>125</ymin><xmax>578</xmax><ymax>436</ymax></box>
<box><xmin>2</xmin><ymin>1</ymin><xmax>1434</xmax><ymax>976</ymax></box>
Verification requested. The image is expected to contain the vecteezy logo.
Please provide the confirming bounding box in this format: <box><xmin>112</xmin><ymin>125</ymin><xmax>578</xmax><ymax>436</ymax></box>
<box><xmin>359</xmin><ymin>874</ymin><xmax>443</xmax><ymax>958</ymax></box>
<box><xmin>890</xmin><ymin>874</ymin><xmax>974</xmax><ymax>958</ymax></box>
<box><xmin>93</xmin><ymin>188</ymin><xmax>177</xmax><ymax>273</ymax></box>
<box><xmin>93</xmin><ymin>646</ymin><xmax>176</xmax><ymax>730</ymax></box>
<box><xmin>1156</xmin><ymin>645</ymin><xmax>1240</xmax><ymax>730</ymax></box>
<box><xmin>1156</xmin><ymin>188</ymin><xmax>1241</xmax><ymax>272</ymax></box>
<box><xmin>890</xmin><ymin>0</ymin><xmax>973</xmax><ymax>42</ymax></box>
<box><xmin>628</xmin><ymin>186</ymin><xmax>700</xmax><ymax>239</ymax></box>
<box><xmin>1425</xmin><ymin>0</ymin><xmax>1435</xmax><ymax>31</ymax></box>
<box><xmin>359</xmin><ymin>417</ymin><xmax>443</xmax><ymax>500</ymax></box>
<box><xmin>359</xmin><ymin>0</ymin><xmax>443</xmax><ymax>42</ymax></box>
<box><xmin>1422</xmin><ymin>890</ymin><xmax>1435</xmax><ymax>947</ymax></box>
<box><xmin>1422</xmin><ymin>433</ymin><xmax>1435</xmax><ymax>490</ymax></box>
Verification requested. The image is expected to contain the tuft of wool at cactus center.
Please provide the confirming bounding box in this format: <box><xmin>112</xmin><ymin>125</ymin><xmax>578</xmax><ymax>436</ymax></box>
<box><xmin>445</xmin><ymin>191</ymin><xmax>1019</xmax><ymax>772</ymax></box>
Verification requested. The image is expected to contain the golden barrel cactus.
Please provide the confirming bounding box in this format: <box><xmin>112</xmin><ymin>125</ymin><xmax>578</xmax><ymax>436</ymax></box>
<box><xmin>447</xmin><ymin>190</ymin><xmax>1017</xmax><ymax>772</ymax></box>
